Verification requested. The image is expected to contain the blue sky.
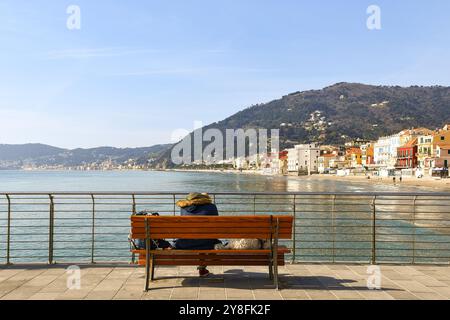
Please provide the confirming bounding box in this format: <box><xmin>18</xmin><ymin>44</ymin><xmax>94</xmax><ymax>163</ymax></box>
<box><xmin>0</xmin><ymin>0</ymin><xmax>449</xmax><ymax>148</ymax></box>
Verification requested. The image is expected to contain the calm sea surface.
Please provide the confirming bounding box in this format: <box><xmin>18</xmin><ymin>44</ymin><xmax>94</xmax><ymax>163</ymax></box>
<box><xmin>0</xmin><ymin>170</ymin><xmax>438</xmax><ymax>193</ymax></box>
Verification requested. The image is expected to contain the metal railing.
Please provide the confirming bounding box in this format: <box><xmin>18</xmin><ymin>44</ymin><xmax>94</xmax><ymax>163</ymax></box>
<box><xmin>0</xmin><ymin>191</ymin><xmax>449</xmax><ymax>265</ymax></box>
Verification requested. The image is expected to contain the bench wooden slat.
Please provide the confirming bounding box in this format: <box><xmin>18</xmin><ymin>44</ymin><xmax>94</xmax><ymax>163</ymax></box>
<box><xmin>131</xmin><ymin>222</ymin><xmax>285</xmax><ymax>228</ymax></box>
<box><xmin>132</xmin><ymin>227</ymin><xmax>292</xmax><ymax>232</ymax></box>
<box><xmin>137</xmin><ymin>260</ymin><xmax>286</xmax><ymax>266</ymax></box>
<box><xmin>132</xmin><ymin>247</ymin><xmax>291</xmax><ymax>255</ymax></box>
<box><xmin>153</xmin><ymin>255</ymin><xmax>278</xmax><ymax>260</ymax></box>
<box><xmin>137</xmin><ymin>253</ymin><xmax>287</xmax><ymax>266</ymax></box>
<box><xmin>132</xmin><ymin>229</ymin><xmax>292</xmax><ymax>237</ymax></box>
<box><xmin>131</xmin><ymin>233</ymin><xmax>292</xmax><ymax>239</ymax></box>
<box><xmin>131</xmin><ymin>215</ymin><xmax>293</xmax><ymax>222</ymax></box>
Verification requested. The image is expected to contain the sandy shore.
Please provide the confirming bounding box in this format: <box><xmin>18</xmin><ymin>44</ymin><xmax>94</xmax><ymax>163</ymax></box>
<box><xmin>304</xmin><ymin>174</ymin><xmax>450</xmax><ymax>190</ymax></box>
<box><xmin>167</xmin><ymin>168</ymin><xmax>450</xmax><ymax>190</ymax></box>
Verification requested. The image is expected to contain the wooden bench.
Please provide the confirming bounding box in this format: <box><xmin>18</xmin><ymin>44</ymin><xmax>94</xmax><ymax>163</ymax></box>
<box><xmin>130</xmin><ymin>215</ymin><xmax>294</xmax><ymax>291</ymax></box>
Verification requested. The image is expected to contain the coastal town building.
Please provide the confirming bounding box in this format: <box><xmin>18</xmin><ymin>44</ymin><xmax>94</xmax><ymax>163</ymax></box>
<box><xmin>329</xmin><ymin>156</ymin><xmax>348</xmax><ymax>169</ymax></box>
<box><xmin>278</xmin><ymin>150</ymin><xmax>288</xmax><ymax>175</ymax></box>
<box><xmin>361</xmin><ymin>143</ymin><xmax>375</xmax><ymax>166</ymax></box>
<box><xmin>247</xmin><ymin>154</ymin><xmax>261</xmax><ymax>170</ymax></box>
<box><xmin>345</xmin><ymin>139</ymin><xmax>371</xmax><ymax>148</ymax></box>
<box><xmin>345</xmin><ymin>147</ymin><xmax>362</xmax><ymax>167</ymax></box>
<box><xmin>374</xmin><ymin>134</ymin><xmax>400</xmax><ymax>168</ymax></box>
<box><xmin>435</xmin><ymin>144</ymin><xmax>450</xmax><ymax>168</ymax></box>
<box><xmin>400</xmin><ymin>128</ymin><xmax>434</xmax><ymax>146</ymax></box>
<box><xmin>287</xmin><ymin>143</ymin><xmax>320</xmax><ymax>174</ymax></box>
<box><xmin>417</xmin><ymin>134</ymin><xmax>434</xmax><ymax>168</ymax></box>
<box><xmin>396</xmin><ymin>138</ymin><xmax>418</xmax><ymax>168</ymax></box>
<box><xmin>233</xmin><ymin>157</ymin><xmax>249</xmax><ymax>170</ymax></box>
<box><xmin>320</xmin><ymin>145</ymin><xmax>345</xmax><ymax>157</ymax></box>
<box><xmin>432</xmin><ymin>124</ymin><xmax>450</xmax><ymax>159</ymax></box>
<box><xmin>318</xmin><ymin>154</ymin><xmax>337</xmax><ymax>173</ymax></box>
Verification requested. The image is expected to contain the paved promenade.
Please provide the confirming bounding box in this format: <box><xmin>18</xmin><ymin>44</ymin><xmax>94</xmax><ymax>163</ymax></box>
<box><xmin>1</xmin><ymin>263</ymin><xmax>450</xmax><ymax>300</ymax></box>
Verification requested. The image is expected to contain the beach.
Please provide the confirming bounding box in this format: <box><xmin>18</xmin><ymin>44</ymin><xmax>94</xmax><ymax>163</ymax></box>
<box><xmin>167</xmin><ymin>168</ymin><xmax>450</xmax><ymax>191</ymax></box>
<box><xmin>307</xmin><ymin>174</ymin><xmax>450</xmax><ymax>190</ymax></box>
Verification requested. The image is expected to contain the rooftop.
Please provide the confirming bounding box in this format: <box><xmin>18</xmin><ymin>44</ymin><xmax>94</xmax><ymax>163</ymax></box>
<box><xmin>1</xmin><ymin>263</ymin><xmax>449</xmax><ymax>300</ymax></box>
<box><xmin>399</xmin><ymin>137</ymin><xmax>418</xmax><ymax>149</ymax></box>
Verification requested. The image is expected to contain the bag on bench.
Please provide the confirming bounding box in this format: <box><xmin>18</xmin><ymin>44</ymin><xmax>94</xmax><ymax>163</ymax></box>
<box><xmin>129</xmin><ymin>211</ymin><xmax>172</xmax><ymax>250</ymax></box>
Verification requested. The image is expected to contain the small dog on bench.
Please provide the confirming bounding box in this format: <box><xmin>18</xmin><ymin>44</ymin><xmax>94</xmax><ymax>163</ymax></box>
<box><xmin>214</xmin><ymin>239</ymin><xmax>271</xmax><ymax>250</ymax></box>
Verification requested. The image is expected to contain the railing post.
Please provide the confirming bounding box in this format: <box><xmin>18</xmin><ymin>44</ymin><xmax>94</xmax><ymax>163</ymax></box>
<box><xmin>6</xmin><ymin>194</ymin><xmax>11</xmax><ymax>265</ymax></box>
<box><xmin>253</xmin><ymin>195</ymin><xmax>256</xmax><ymax>215</ymax></box>
<box><xmin>91</xmin><ymin>194</ymin><xmax>95</xmax><ymax>264</ymax></box>
<box><xmin>291</xmin><ymin>195</ymin><xmax>296</xmax><ymax>263</ymax></box>
<box><xmin>132</xmin><ymin>194</ymin><xmax>136</xmax><ymax>214</ymax></box>
<box><xmin>48</xmin><ymin>194</ymin><xmax>55</xmax><ymax>264</ymax></box>
<box><xmin>412</xmin><ymin>195</ymin><xmax>417</xmax><ymax>264</ymax></box>
<box><xmin>173</xmin><ymin>194</ymin><xmax>176</xmax><ymax>216</ymax></box>
<box><xmin>371</xmin><ymin>196</ymin><xmax>377</xmax><ymax>265</ymax></box>
<box><xmin>332</xmin><ymin>195</ymin><xmax>336</xmax><ymax>264</ymax></box>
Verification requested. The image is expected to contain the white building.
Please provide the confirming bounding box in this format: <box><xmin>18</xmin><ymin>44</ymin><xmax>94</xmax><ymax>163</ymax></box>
<box><xmin>233</xmin><ymin>157</ymin><xmax>248</xmax><ymax>170</ymax></box>
<box><xmin>287</xmin><ymin>143</ymin><xmax>320</xmax><ymax>173</ymax></box>
<box><xmin>374</xmin><ymin>133</ymin><xmax>401</xmax><ymax>168</ymax></box>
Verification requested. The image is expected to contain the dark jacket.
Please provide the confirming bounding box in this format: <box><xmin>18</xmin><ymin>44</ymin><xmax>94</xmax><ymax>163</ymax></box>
<box><xmin>174</xmin><ymin>203</ymin><xmax>221</xmax><ymax>250</ymax></box>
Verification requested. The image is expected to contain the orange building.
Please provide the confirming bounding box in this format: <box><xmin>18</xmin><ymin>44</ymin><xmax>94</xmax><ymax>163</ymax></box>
<box><xmin>432</xmin><ymin>124</ymin><xmax>450</xmax><ymax>156</ymax></box>
<box><xmin>361</xmin><ymin>143</ymin><xmax>375</xmax><ymax>166</ymax></box>
<box><xmin>346</xmin><ymin>147</ymin><xmax>362</xmax><ymax>167</ymax></box>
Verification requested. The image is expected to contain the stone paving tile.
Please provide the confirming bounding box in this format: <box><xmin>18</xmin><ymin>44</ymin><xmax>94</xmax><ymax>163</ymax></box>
<box><xmin>1</xmin><ymin>264</ymin><xmax>450</xmax><ymax>300</ymax></box>
<box><xmin>2</xmin><ymin>289</ymin><xmax>41</xmax><ymax>300</ymax></box>
<box><xmin>24</xmin><ymin>275</ymin><xmax>60</xmax><ymax>287</ymax></box>
<box><xmin>413</xmin><ymin>275</ymin><xmax>448</xmax><ymax>288</ymax></box>
<box><xmin>386</xmin><ymin>291</ymin><xmax>420</xmax><ymax>300</ymax></box>
<box><xmin>379</xmin><ymin>271</ymin><xmax>411</xmax><ymax>281</ymax></box>
<box><xmin>392</xmin><ymin>280</ymin><xmax>436</xmax><ymax>293</ymax></box>
<box><xmin>57</xmin><ymin>289</ymin><xmax>91</xmax><ymax>300</ymax></box>
<box><xmin>412</xmin><ymin>291</ymin><xmax>447</xmax><ymax>300</ymax></box>
<box><xmin>113</xmin><ymin>289</ymin><xmax>144</xmax><ymax>300</ymax></box>
<box><xmin>85</xmin><ymin>290</ymin><xmax>118</xmax><ymax>300</ymax></box>
<box><xmin>142</xmin><ymin>289</ymin><xmax>173</xmax><ymax>300</ymax></box>
<box><xmin>428</xmin><ymin>286</ymin><xmax>450</xmax><ymax>299</ymax></box>
<box><xmin>198</xmin><ymin>293</ymin><xmax>227</xmax><ymax>300</ymax></box>
<box><xmin>28</xmin><ymin>292</ymin><xmax>61</xmax><ymax>300</ymax></box>
<box><xmin>0</xmin><ymin>269</ymin><xmax>26</xmax><ymax>282</ymax></box>
<box><xmin>305</xmin><ymin>290</ymin><xmax>338</xmax><ymax>300</ymax></box>
<box><xmin>330</xmin><ymin>289</ymin><xmax>365</xmax><ymax>300</ymax></box>
<box><xmin>358</xmin><ymin>290</ymin><xmax>395</xmax><ymax>300</ymax></box>
<box><xmin>280</xmin><ymin>289</ymin><xmax>310</xmax><ymax>300</ymax></box>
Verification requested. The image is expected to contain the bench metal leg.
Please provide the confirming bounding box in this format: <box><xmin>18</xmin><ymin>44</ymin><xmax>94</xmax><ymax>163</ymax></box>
<box><xmin>144</xmin><ymin>253</ymin><xmax>151</xmax><ymax>291</ymax></box>
<box><xmin>273</xmin><ymin>251</ymin><xmax>279</xmax><ymax>290</ymax></box>
<box><xmin>144</xmin><ymin>219</ymin><xmax>151</xmax><ymax>291</ymax></box>
<box><xmin>268</xmin><ymin>262</ymin><xmax>274</xmax><ymax>280</ymax></box>
<box><xmin>273</xmin><ymin>218</ymin><xmax>280</xmax><ymax>290</ymax></box>
<box><xmin>150</xmin><ymin>255</ymin><xmax>155</xmax><ymax>281</ymax></box>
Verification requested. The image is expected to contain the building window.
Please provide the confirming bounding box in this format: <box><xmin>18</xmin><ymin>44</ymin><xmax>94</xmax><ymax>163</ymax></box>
<box><xmin>441</xmin><ymin>136</ymin><xmax>445</xmax><ymax>141</ymax></box>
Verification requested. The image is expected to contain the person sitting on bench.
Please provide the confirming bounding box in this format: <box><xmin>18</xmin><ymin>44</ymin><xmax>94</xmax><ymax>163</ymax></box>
<box><xmin>174</xmin><ymin>192</ymin><xmax>221</xmax><ymax>277</ymax></box>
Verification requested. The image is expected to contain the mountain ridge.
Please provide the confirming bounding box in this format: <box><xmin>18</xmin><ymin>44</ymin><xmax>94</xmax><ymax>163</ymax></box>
<box><xmin>152</xmin><ymin>82</ymin><xmax>450</xmax><ymax>168</ymax></box>
<box><xmin>0</xmin><ymin>143</ymin><xmax>172</xmax><ymax>169</ymax></box>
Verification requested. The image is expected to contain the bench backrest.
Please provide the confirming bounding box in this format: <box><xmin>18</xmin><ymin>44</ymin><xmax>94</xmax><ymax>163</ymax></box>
<box><xmin>130</xmin><ymin>215</ymin><xmax>293</xmax><ymax>240</ymax></box>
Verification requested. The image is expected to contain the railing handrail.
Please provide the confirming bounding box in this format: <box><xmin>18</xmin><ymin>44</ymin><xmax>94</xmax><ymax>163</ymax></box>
<box><xmin>1</xmin><ymin>191</ymin><xmax>450</xmax><ymax>196</ymax></box>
